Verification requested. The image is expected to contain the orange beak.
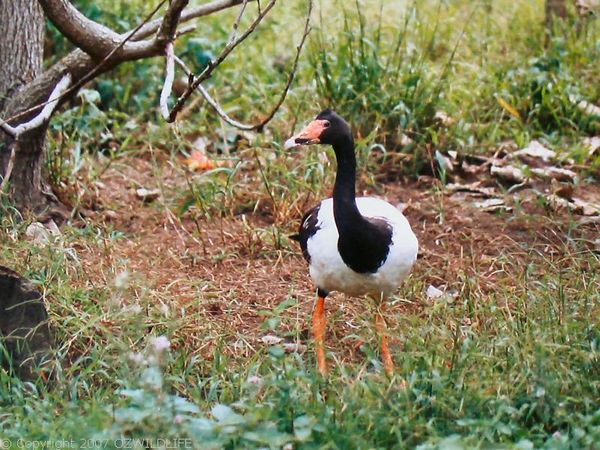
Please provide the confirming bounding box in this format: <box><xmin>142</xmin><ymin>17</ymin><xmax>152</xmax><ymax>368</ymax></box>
<box><xmin>284</xmin><ymin>120</ymin><xmax>328</xmax><ymax>149</ymax></box>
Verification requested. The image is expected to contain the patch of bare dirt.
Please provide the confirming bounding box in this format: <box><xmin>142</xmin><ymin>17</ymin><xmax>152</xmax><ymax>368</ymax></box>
<box><xmin>70</xmin><ymin>154</ymin><xmax>599</xmax><ymax>366</ymax></box>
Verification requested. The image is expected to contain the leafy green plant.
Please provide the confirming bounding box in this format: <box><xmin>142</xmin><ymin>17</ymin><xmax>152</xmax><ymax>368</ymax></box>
<box><xmin>496</xmin><ymin>48</ymin><xmax>599</xmax><ymax>136</ymax></box>
<box><xmin>311</xmin><ymin>1</ymin><xmax>458</xmax><ymax>152</ymax></box>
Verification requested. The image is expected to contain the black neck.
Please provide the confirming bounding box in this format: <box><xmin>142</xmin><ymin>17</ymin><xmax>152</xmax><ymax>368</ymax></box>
<box><xmin>330</xmin><ymin>134</ymin><xmax>394</xmax><ymax>274</ymax></box>
<box><xmin>332</xmin><ymin>137</ymin><xmax>362</xmax><ymax>231</ymax></box>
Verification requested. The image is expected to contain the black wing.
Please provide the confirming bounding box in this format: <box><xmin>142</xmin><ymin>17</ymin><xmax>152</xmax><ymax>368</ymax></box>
<box><xmin>337</xmin><ymin>216</ymin><xmax>393</xmax><ymax>274</ymax></box>
<box><xmin>290</xmin><ymin>204</ymin><xmax>321</xmax><ymax>263</ymax></box>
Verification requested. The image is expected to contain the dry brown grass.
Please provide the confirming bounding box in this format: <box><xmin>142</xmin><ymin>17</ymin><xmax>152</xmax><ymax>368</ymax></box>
<box><xmin>55</xmin><ymin>153</ymin><xmax>599</xmax><ymax>368</ymax></box>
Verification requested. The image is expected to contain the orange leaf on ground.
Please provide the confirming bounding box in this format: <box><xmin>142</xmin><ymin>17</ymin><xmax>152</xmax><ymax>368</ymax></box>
<box><xmin>185</xmin><ymin>149</ymin><xmax>216</xmax><ymax>171</ymax></box>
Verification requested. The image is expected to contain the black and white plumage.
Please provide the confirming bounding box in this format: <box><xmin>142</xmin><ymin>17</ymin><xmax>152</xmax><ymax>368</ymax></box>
<box><xmin>287</xmin><ymin>110</ymin><xmax>418</xmax><ymax>298</ymax></box>
<box><xmin>285</xmin><ymin>109</ymin><xmax>418</xmax><ymax>376</ymax></box>
<box><xmin>293</xmin><ymin>197</ymin><xmax>417</xmax><ymax>297</ymax></box>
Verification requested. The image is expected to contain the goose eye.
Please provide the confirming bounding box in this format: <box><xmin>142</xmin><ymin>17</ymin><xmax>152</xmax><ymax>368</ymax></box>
<box><xmin>323</xmin><ymin>121</ymin><xmax>331</xmax><ymax>128</ymax></box>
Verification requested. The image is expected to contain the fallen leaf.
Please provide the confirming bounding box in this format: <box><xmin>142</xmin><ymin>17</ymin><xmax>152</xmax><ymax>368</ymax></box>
<box><xmin>102</xmin><ymin>210</ymin><xmax>119</xmax><ymax>221</ymax></box>
<box><xmin>530</xmin><ymin>167</ymin><xmax>577</xmax><ymax>182</ymax></box>
<box><xmin>435</xmin><ymin>150</ymin><xmax>454</xmax><ymax>173</ymax></box>
<box><xmin>186</xmin><ymin>149</ymin><xmax>216</xmax><ymax>171</ymax></box>
<box><xmin>446</xmin><ymin>182</ymin><xmax>496</xmax><ymax>197</ymax></box>
<box><xmin>426</xmin><ymin>285</ymin><xmax>459</xmax><ymax>301</ymax></box>
<box><xmin>513</xmin><ymin>140</ymin><xmax>556</xmax><ymax>162</ymax></box>
<box><xmin>551</xmin><ymin>179</ymin><xmax>574</xmax><ymax>200</ymax></box>
<box><xmin>473</xmin><ymin>198</ymin><xmax>511</xmax><ymax>212</ymax></box>
<box><xmin>460</xmin><ymin>161</ymin><xmax>488</xmax><ymax>175</ymax></box>
<box><xmin>398</xmin><ymin>133</ymin><xmax>414</xmax><ymax>146</ymax></box>
<box><xmin>434</xmin><ymin>110</ymin><xmax>455</xmax><ymax>127</ymax></box>
<box><xmin>491</xmin><ymin>165</ymin><xmax>526</xmax><ymax>183</ymax></box>
<box><xmin>496</xmin><ymin>97</ymin><xmax>521</xmax><ymax>120</ymax></box>
<box><xmin>45</xmin><ymin>219</ymin><xmax>61</xmax><ymax>236</ymax></box>
<box><xmin>185</xmin><ymin>137</ymin><xmax>216</xmax><ymax>171</ymax></box>
<box><xmin>247</xmin><ymin>375</ymin><xmax>263</xmax><ymax>386</ymax></box>
<box><xmin>547</xmin><ymin>194</ymin><xmax>573</xmax><ymax>212</ymax></box>
<box><xmin>547</xmin><ymin>195</ymin><xmax>600</xmax><ymax>216</ymax></box>
<box><xmin>187</xmin><ymin>150</ymin><xmax>215</xmax><ymax>171</ymax></box>
<box><xmin>261</xmin><ymin>335</ymin><xmax>283</xmax><ymax>345</ymax></box>
<box><xmin>575</xmin><ymin>99</ymin><xmax>600</xmax><ymax>117</ymax></box>
<box><xmin>583</xmin><ymin>136</ymin><xmax>600</xmax><ymax>157</ymax></box>
<box><xmin>571</xmin><ymin>197</ymin><xmax>600</xmax><ymax>216</ymax></box>
<box><xmin>135</xmin><ymin>188</ymin><xmax>161</xmax><ymax>203</ymax></box>
<box><xmin>282</xmin><ymin>342</ymin><xmax>307</xmax><ymax>353</ymax></box>
<box><xmin>579</xmin><ymin>216</ymin><xmax>600</xmax><ymax>225</ymax></box>
<box><xmin>395</xmin><ymin>203</ymin><xmax>409</xmax><ymax>213</ymax></box>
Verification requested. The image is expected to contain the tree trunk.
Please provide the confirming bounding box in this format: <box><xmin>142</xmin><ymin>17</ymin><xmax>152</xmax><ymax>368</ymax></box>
<box><xmin>0</xmin><ymin>1</ymin><xmax>56</xmax><ymax>216</ymax></box>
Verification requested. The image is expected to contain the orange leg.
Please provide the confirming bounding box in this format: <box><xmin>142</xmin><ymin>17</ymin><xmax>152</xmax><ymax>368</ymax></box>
<box><xmin>313</xmin><ymin>294</ymin><xmax>328</xmax><ymax>376</ymax></box>
<box><xmin>375</xmin><ymin>301</ymin><xmax>394</xmax><ymax>376</ymax></box>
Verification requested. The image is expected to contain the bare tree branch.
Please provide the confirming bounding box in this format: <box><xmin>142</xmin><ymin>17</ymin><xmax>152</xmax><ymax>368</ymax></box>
<box><xmin>175</xmin><ymin>24</ymin><xmax>197</xmax><ymax>39</ymax></box>
<box><xmin>39</xmin><ymin>0</ymin><xmax>254</xmax><ymax>58</ymax></box>
<box><xmin>251</xmin><ymin>0</ymin><xmax>312</xmax><ymax>131</ymax></box>
<box><xmin>0</xmin><ymin>73</ymin><xmax>71</xmax><ymax>189</ymax></box>
<box><xmin>3</xmin><ymin>0</ymin><xmax>169</xmax><ymax>126</ymax></box>
<box><xmin>133</xmin><ymin>0</ymin><xmax>253</xmax><ymax>41</ymax></box>
<box><xmin>228</xmin><ymin>0</ymin><xmax>250</xmax><ymax>45</ymax></box>
<box><xmin>170</xmin><ymin>0</ymin><xmax>312</xmax><ymax>132</ymax></box>
<box><xmin>167</xmin><ymin>0</ymin><xmax>278</xmax><ymax>122</ymax></box>
<box><xmin>0</xmin><ymin>145</ymin><xmax>16</xmax><ymax>192</ymax></box>
<box><xmin>0</xmin><ymin>120</ymin><xmax>16</xmax><ymax>139</ymax></box>
<box><xmin>38</xmin><ymin>0</ymin><xmax>159</xmax><ymax>59</ymax></box>
<box><xmin>40</xmin><ymin>0</ymin><xmax>192</xmax><ymax>61</ymax></box>
<box><xmin>160</xmin><ymin>43</ymin><xmax>176</xmax><ymax>120</ymax></box>
<box><xmin>156</xmin><ymin>0</ymin><xmax>190</xmax><ymax>43</ymax></box>
<box><xmin>5</xmin><ymin>0</ymin><xmax>248</xmax><ymax>126</ymax></box>
<box><xmin>0</xmin><ymin>73</ymin><xmax>71</xmax><ymax>139</ymax></box>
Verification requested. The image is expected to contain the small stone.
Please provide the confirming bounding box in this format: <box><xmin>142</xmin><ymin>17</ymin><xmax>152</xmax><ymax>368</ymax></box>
<box><xmin>426</xmin><ymin>285</ymin><xmax>444</xmax><ymax>300</ymax></box>
<box><xmin>25</xmin><ymin>222</ymin><xmax>52</xmax><ymax>244</ymax></box>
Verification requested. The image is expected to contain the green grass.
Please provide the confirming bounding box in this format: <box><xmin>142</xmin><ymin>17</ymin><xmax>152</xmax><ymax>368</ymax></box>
<box><xmin>0</xmin><ymin>227</ymin><xmax>599</xmax><ymax>448</ymax></box>
<box><xmin>2</xmin><ymin>0</ymin><xmax>600</xmax><ymax>447</ymax></box>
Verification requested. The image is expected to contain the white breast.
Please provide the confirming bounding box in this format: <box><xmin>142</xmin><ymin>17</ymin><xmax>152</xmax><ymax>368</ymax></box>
<box><xmin>306</xmin><ymin>197</ymin><xmax>418</xmax><ymax>297</ymax></box>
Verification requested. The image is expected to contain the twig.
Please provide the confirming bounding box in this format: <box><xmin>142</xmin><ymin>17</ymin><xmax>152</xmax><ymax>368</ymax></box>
<box><xmin>134</xmin><ymin>0</ymin><xmax>254</xmax><ymax>41</ymax></box>
<box><xmin>167</xmin><ymin>0</ymin><xmax>278</xmax><ymax>122</ymax></box>
<box><xmin>251</xmin><ymin>0</ymin><xmax>312</xmax><ymax>131</ymax></box>
<box><xmin>0</xmin><ymin>145</ymin><xmax>16</xmax><ymax>191</ymax></box>
<box><xmin>160</xmin><ymin>43</ymin><xmax>176</xmax><ymax>120</ymax></box>
<box><xmin>175</xmin><ymin>24</ymin><xmax>197</xmax><ymax>38</ymax></box>
<box><xmin>229</xmin><ymin>0</ymin><xmax>250</xmax><ymax>45</ymax></box>
<box><xmin>171</xmin><ymin>0</ymin><xmax>312</xmax><ymax>131</ymax></box>
<box><xmin>0</xmin><ymin>73</ymin><xmax>72</xmax><ymax>139</ymax></box>
<box><xmin>0</xmin><ymin>119</ymin><xmax>16</xmax><ymax>138</ymax></box>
